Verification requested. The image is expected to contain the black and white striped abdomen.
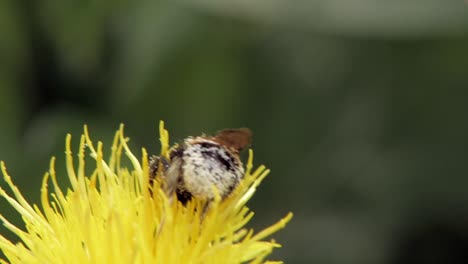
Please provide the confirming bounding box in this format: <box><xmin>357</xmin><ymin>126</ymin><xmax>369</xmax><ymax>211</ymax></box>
<box><xmin>180</xmin><ymin>139</ymin><xmax>244</xmax><ymax>200</ymax></box>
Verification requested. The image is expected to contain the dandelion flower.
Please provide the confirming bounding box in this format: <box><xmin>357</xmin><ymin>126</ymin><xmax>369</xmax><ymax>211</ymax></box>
<box><xmin>0</xmin><ymin>121</ymin><xmax>293</xmax><ymax>263</ymax></box>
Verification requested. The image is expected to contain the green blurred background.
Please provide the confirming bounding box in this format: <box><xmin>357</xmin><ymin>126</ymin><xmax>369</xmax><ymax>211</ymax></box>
<box><xmin>1</xmin><ymin>0</ymin><xmax>468</xmax><ymax>263</ymax></box>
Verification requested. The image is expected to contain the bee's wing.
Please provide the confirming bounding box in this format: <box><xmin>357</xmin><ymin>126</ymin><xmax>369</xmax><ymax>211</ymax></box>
<box><xmin>214</xmin><ymin>128</ymin><xmax>252</xmax><ymax>152</ymax></box>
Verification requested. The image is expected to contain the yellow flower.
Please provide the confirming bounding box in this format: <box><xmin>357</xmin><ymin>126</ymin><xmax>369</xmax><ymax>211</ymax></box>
<box><xmin>0</xmin><ymin>121</ymin><xmax>293</xmax><ymax>263</ymax></box>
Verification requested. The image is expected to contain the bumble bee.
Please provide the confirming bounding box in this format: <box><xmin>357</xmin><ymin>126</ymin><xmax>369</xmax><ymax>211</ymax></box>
<box><xmin>149</xmin><ymin>128</ymin><xmax>252</xmax><ymax>204</ymax></box>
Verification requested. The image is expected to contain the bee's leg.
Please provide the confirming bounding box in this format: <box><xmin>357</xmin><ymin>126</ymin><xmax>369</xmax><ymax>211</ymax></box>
<box><xmin>163</xmin><ymin>157</ymin><xmax>183</xmax><ymax>202</ymax></box>
<box><xmin>149</xmin><ymin>155</ymin><xmax>169</xmax><ymax>179</ymax></box>
<box><xmin>149</xmin><ymin>155</ymin><xmax>170</xmax><ymax>194</ymax></box>
<box><xmin>176</xmin><ymin>189</ymin><xmax>193</xmax><ymax>205</ymax></box>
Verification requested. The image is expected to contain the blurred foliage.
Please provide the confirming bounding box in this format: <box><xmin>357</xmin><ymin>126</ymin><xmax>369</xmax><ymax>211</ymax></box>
<box><xmin>1</xmin><ymin>0</ymin><xmax>468</xmax><ymax>263</ymax></box>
